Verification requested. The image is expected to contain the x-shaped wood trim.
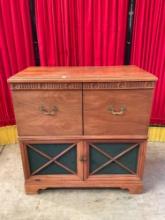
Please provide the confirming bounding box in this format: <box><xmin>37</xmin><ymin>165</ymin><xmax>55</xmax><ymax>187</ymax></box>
<box><xmin>90</xmin><ymin>143</ymin><xmax>139</xmax><ymax>175</ymax></box>
<box><xmin>27</xmin><ymin>143</ymin><xmax>76</xmax><ymax>175</ymax></box>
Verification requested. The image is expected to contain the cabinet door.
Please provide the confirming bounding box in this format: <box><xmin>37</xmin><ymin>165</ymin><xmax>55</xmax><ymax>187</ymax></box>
<box><xmin>22</xmin><ymin>141</ymin><xmax>84</xmax><ymax>181</ymax></box>
<box><xmin>83</xmin><ymin>141</ymin><xmax>146</xmax><ymax>181</ymax></box>
<box><xmin>84</xmin><ymin>89</ymin><xmax>153</xmax><ymax>135</ymax></box>
<box><xmin>12</xmin><ymin>89</ymin><xmax>82</xmax><ymax>136</ymax></box>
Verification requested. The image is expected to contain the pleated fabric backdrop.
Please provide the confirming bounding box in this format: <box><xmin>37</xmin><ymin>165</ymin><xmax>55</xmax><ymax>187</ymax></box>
<box><xmin>0</xmin><ymin>0</ymin><xmax>35</xmax><ymax>128</ymax></box>
<box><xmin>35</xmin><ymin>0</ymin><xmax>129</xmax><ymax>66</ymax></box>
<box><xmin>131</xmin><ymin>0</ymin><xmax>165</xmax><ymax>125</ymax></box>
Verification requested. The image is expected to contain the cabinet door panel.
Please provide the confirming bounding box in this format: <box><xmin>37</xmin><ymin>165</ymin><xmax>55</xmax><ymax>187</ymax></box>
<box><xmin>84</xmin><ymin>89</ymin><xmax>153</xmax><ymax>135</ymax></box>
<box><xmin>83</xmin><ymin>141</ymin><xmax>144</xmax><ymax>181</ymax></box>
<box><xmin>89</xmin><ymin>143</ymin><xmax>139</xmax><ymax>175</ymax></box>
<box><xmin>23</xmin><ymin>141</ymin><xmax>84</xmax><ymax>181</ymax></box>
<box><xmin>12</xmin><ymin>89</ymin><xmax>82</xmax><ymax>136</ymax></box>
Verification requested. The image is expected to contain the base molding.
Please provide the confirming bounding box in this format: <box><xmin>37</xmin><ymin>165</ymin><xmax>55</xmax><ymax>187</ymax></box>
<box><xmin>25</xmin><ymin>178</ymin><xmax>143</xmax><ymax>195</ymax></box>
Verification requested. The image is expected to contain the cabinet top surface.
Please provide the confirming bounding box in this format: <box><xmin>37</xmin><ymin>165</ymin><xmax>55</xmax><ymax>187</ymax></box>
<box><xmin>8</xmin><ymin>65</ymin><xmax>157</xmax><ymax>83</ymax></box>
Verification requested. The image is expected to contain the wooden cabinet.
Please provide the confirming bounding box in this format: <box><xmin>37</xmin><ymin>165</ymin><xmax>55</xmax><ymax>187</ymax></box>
<box><xmin>8</xmin><ymin>66</ymin><xmax>157</xmax><ymax>194</ymax></box>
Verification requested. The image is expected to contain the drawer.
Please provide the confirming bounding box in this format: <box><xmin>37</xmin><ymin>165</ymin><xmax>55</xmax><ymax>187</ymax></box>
<box><xmin>84</xmin><ymin>89</ymin><xmax>153</xmax><ymax>135</ymax></box>
<box><xmin>12</xmin><ymin>90</ymin><xmax>82</xmax><ymax>136</ymax></box>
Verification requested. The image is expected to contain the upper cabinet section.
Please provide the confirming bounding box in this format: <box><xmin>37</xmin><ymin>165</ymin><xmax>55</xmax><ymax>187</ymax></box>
<box><xmin>8</xmin><ymin>66</ymin><xmax>157</xmax><ymax>137</ymax></box>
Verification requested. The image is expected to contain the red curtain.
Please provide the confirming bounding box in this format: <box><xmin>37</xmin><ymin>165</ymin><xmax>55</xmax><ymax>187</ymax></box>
<box><xmin>131</xmin><ymin>0</ymin><xmax>165</xmax><ymax>125</ymax></box>
<box><xmin>0</xmin><ymin>0</ymin><xmax>35</xmax><ymax>126</ymax></box>
<box><xmin>35</xmin><ymin>0</ymin><xmax>129</xmax><ymax>66</ymax></box>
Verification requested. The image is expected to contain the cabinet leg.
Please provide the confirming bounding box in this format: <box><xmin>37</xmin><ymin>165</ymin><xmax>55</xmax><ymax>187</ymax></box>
<box><xmin>128</xmin><ymin>184</ymin><xmax>143</xmax><ymax>194</ymax></box>
<box><xmin>25</xmin><ymin>184</ymin><xmax>41</xmax><ymax>195</ymax></box>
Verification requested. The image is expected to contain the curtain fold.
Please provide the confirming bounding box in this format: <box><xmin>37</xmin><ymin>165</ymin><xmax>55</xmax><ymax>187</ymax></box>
<box><xmin>131</xmin><ymin>0</ymin><xmax>165</xmax><ymax>125</ymax></box>
<box><xmin>0</xmin><ymin>0</ymin><xmax>35</xmax><ymax>127</ymax></box>
<box><xmin>35</xmin><ymin>0</ymin><xmax>129</xmax><ymax>66</ymax></box>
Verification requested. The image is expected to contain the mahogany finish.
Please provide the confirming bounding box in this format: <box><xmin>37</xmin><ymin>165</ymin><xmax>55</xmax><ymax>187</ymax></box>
<box><xmin>8</xmin><ymin>65</ymin><xmax>157</xmax><ymax>194</ymax></box>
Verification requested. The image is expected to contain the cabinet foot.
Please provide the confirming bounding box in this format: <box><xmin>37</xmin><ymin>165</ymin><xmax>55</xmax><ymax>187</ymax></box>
<box><xmin>128</xmin><ymin>185</ymin><xmax>143</xmax><ymax>194</ymax></box>
<box><xmin>25</xmin><ymin>185</ymin><xmax>42</xmax><ymax>195</ymax></box>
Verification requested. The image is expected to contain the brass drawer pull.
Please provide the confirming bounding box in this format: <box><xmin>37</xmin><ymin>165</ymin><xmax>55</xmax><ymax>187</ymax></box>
<box><xmin>39</xmin><ymin>105</ymin><xmax>58</xmax><ymax>116</ymax></box>
<box><xmin>108</xmin><ymin>105</ymin><xmax>126</xmax><ymax>115</ymax></box>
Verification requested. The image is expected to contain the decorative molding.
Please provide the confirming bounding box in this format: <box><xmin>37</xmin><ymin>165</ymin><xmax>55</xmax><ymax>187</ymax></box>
<box><xmin>10</xmin><ymin>81</ymin><xmax>155</xmax><ymax>90</ymax></box>
<box><xmin>83</xmin><ymin>81</ymin><xmax>155</xmax><ymax>89</ymax></box>
<box><xmin>10</xmin><ymin>83</ymin><xmax>82</xmax><ymax>90</ymax></box>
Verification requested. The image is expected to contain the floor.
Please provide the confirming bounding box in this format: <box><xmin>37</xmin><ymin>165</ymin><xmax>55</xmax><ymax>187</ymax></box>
<box><xmin>0</xmin><ymin>142</ymin><xmax>165</xmax><ymax>220</ymax></box>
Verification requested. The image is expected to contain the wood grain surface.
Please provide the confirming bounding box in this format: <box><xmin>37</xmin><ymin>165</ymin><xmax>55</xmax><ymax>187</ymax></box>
<box><xmin>8</xmin><ymin>65</ymin><xmax>157</xmax><ymax>83</ymax></box>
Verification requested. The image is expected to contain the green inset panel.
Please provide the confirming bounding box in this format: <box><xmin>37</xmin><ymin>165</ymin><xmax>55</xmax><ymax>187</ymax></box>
<box><xmin>27</xmin><ymin>143</ymin><xmax>77</xmax><ymax>175</ymax></box>
<box><xmin>89</xmin><ymin>143</ymin><xmax>139</xmax><ymax>175</ymax></box>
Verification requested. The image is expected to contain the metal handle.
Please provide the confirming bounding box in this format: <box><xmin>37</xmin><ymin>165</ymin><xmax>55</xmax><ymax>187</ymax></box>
<box><xmin>39</xmin><ymin>105</ymin><xmax>58</xmax><ymax>116</ymax></box>
<box><xmin>108</xmin><ymin>105</ymin><xmax>126</xmax><ymax>115</ymax></box>
<box><xmin>80</xmin><ymin>155</ymin><xmax>87</xmax><ymax>162</ymax></box>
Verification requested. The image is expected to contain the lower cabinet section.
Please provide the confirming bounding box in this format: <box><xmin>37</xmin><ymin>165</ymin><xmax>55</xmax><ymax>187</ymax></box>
<box><xmin>20</xmin><ymin>140</ymin><xmax>147</xmax><ymax>194</ymax></box>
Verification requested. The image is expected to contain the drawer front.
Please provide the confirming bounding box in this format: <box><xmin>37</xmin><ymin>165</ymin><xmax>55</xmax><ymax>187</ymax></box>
<box><xmin>84</xmin><ymin>89</ymin><xmax>153</xmax><ymax>135</ymax></box>
<box><xmin>12</xmin><ymin>90</ymin><xmax>82</xmax><ymax>136</ymax></box>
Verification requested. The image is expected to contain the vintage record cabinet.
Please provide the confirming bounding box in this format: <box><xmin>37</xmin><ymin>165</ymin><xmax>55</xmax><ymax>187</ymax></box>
<box><xmin>8</xmin><ymin>66</ymin><xmax>157</xmax><ymax>194</ymax></box>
